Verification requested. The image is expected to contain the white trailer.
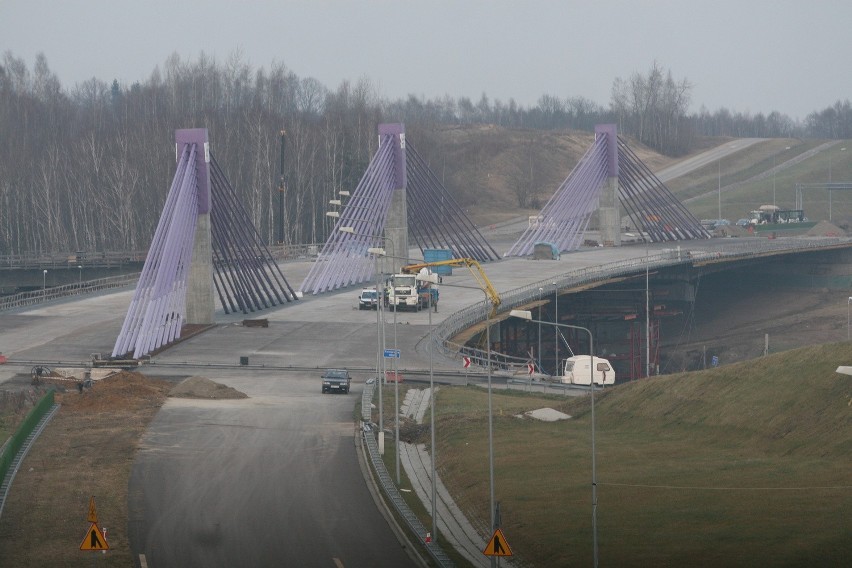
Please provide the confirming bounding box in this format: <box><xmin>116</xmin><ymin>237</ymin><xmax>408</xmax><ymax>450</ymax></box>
<box><xmin>560</xmin><ymin>355</ymin><xmax>614</xmax><ymax>385</ymax></box>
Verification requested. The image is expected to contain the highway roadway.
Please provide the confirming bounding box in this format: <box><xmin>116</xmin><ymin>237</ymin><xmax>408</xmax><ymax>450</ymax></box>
<box><xmin>4</xmin><ymin>230</ymin><xmax>851</xmax><ymax>566</ymax></box>
<box><xmin>0</xmin><ymin>239</ymin><xmax>660</xmax><ymax>567</ymax></box>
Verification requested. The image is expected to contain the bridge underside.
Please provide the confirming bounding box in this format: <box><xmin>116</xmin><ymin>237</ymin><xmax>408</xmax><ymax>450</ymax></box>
<box><xmin>476</xmin><ymin>245</ymin><xmax>852</xmax><ymax>381</ymax></box>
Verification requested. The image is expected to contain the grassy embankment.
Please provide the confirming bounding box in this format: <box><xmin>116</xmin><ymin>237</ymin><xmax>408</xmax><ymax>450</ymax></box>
<box><xmin>668</xmin><ymin>138</ymin><xmax>852</xmax><ymax>224</ymax></box>
<box><xmin>383</xmin><ymin>342</ymin><xmax>852</xmax><ymax>567</ymax></box>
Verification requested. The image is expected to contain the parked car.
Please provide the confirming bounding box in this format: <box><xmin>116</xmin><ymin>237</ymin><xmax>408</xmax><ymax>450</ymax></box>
<box><xmin>358</xmin><ymin>288</ymin><xmax>381</xmax><ymax>310</ymax></box>
<box><xmin>321</xmin><ymin>369</ymin><xmax>351</xmax><ymax>394</ymax></box>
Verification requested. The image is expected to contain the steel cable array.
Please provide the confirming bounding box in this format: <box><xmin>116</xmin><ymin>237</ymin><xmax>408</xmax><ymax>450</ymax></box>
<box><xmin>300</xmin><ymin>130</ymin><xmax>498</xmax><ymax>295</ymax></box>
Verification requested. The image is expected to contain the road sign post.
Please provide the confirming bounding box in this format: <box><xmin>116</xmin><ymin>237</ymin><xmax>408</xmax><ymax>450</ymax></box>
<box><xmin>483</xmin><ymin>528</ymin><xmax>513</xmax><ymax>557</ymax></box>
<box><xmin>81</xmin><ymin>496</ymin><xmax>109</xmax><ymax>551</ymax></box>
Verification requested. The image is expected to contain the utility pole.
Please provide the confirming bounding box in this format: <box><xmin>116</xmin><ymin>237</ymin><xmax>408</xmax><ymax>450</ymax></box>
<box><xmin>277</xmin><ymin>130</ymin><xmax>286</xmax><ymax>245</ymax></box>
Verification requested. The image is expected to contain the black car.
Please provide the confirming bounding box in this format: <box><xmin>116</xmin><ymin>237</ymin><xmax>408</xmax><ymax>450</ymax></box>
<box><xmin>321</xmin><ymin>369</ymin><xmax>352</xmax><ymax>394</ymax></box>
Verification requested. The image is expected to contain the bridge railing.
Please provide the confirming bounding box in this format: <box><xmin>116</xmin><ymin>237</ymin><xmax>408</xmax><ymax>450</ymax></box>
<box><xmin>0</xmin><ymin>251</ymin><xmax>147</xmax><ymax>270</ymax></box>
<box><xmin>432</xmin><ymin>237</ymin><xmax>852</xmax><ymax>366</ymax></box>
<box><xmin>0</xmin><ymin>273</ymin><xmax>140</xmax><ymax>311</ymax></box>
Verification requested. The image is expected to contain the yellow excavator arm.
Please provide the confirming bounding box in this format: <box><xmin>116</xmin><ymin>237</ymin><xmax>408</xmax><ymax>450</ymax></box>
<box><xmin>401</xmin><ymin>258</ymin><xmax>501</xmax><ymax>312</ymax></box>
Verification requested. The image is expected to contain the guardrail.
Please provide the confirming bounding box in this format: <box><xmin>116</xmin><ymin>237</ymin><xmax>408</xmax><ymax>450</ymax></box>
<box><xmin>432</xmin><ymin>237</ymin><xmax>852</xmax><ymax>367</ymax></box>
<box><xmin>0</xmin><ymin>251</ymin><xmax>146</xmax><ymax>270</ymax></box>
<box><xmin>0</xmin><ymin>273</ymin><xmax>140</xmax><ymax>311</ymax></box>
<box><xmin>0</xmin><ymin>243</ymin><xmax>328</xmax><ymax>269</ymax></box>
<box><xmin>360</xmin><ymin>381</ymin><xmax>454</xmax><ymax>567</ymax></box>
<box><xmin>0</xmin><ymin>391</ymin><xmax>59</xmax><ymax>519</ymax></box>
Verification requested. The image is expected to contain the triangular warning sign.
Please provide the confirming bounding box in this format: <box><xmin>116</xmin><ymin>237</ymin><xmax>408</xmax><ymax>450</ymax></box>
<box><xmin>80</xmin><ymin>522</ymin><xmax>109</xmax><ymax>551</ymax></box>
<box><xmin>87</xmin><ymin>496</ymin><xmax>98</xmax><ymax>523</ymax></box>
<box><xmin>483</xmin><ymin>528</ymin><xmax>513</xmax><ymax>557</ymax></box>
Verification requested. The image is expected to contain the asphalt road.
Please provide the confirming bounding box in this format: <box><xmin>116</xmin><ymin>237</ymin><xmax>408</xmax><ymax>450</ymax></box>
<box><xmin>0</xmin><ymin>163</ymin><xmax>811</xmax><ymax>567</ymax></box>
<box><xmin>128</xmin><ymin>370</ymin><xmax>415</xmax><ymax>568</ymax></box>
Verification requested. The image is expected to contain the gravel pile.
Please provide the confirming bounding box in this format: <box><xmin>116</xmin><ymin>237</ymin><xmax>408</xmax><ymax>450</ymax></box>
<box><xmin>168</xmin><ymin>376</ymin><xmax>248</xmax><ymax>399</ymax></box>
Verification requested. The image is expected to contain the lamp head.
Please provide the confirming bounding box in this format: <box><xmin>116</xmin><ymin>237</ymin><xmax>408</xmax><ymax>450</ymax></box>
<box><xmin>509</xmin><ymin>309</ymin><xmax>533</xmax><ymax>321</ymax></box>
<box><xmin>339</xmin><ymin>226</ymin><xmax>355</xmax><ymax>234</ymax></box>
<box><xmin>326</xmin><ymin>211</ymin><xmax>340</xmax><ymax>218</ymax></box>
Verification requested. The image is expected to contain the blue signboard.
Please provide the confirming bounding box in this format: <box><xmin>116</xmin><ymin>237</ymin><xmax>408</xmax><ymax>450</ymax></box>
<box><xmin>711</xmin><ymin>355</ymin><xmax>719</xmax><ymax>367</ymax></box>
<box><xmin>383</xmin><ymin>349</ymin><xmax>401</xmax><ymax>359</ymax></box>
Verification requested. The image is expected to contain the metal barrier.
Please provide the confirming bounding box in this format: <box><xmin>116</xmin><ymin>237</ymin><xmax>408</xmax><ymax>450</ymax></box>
<box><xmin>360</xmin><ymin>381</ymin><xmax>454</xmax><ymax>567</ymax></box>
<box><xmin>0</xmin><ymin>251</ymin><xmax>146</xmax><ymax>270</ymax></box>
<box><xmin>0</xmin><ymin>391</ymin><xmax>60</xmax><ymax>519</ymax></box>
<box><xmin>432</xmin><ymin>238</ymin><xmax>852</xmax><ymax>365</ymax></box>
<box><xmin>0</xmin><ymin>273</ymin><xmax>140</xmax><ymax>311</ymax></box>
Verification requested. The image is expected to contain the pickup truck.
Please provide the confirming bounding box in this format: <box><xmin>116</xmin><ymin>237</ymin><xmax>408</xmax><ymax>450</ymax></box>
<box><xmin>321</xmin><ymin>369</ymin><xmax>351</xmax><ymax>394</ymax></box>
<box><xmin>358</xmin><ymin>288</ymin><xmax>381</xmax><ymax>310</ymax></box>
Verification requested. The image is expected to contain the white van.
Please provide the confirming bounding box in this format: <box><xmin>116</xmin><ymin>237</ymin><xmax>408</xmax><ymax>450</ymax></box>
<box><xmin>561</xmin><ymin>355</ymin><xmax>614</xmax><ymax>385</ymax></box>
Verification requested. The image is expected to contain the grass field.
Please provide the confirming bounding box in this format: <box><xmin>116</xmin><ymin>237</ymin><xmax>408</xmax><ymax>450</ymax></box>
<box><xmin>386</xmin><ymin>342</ymin><xmax>852</xmax><ymax>567</ymax></box>
<box><xmin>667</xmin><ymin>138</ymin><xmax>852</xmax><ymax>224</ymax></box>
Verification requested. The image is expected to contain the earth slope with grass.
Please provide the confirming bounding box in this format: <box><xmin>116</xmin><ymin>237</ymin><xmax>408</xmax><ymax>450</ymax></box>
<box><xmin>425</xmin><ymin>343</ymin><xmax>851</xmax><ymax>567</ymax></box>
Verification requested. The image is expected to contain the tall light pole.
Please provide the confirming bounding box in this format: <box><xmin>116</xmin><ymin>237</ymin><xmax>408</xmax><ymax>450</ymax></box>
<box><xmin>718</xmin><ymin>158</ymin><xmax>722</xmax><ymax>220</ymax></box>
<box><xmin>392</xmin><ymin>275</ymin><xmax>401</xmax><ymax>484</ymax></box>
<box><xmin>646</xmin><ymin>249</ymin><xmax>650</xmax><ymax>378</ymax></box>
<box><xmin>829</xmin><ymin>147</ymin><xmax>847</xmax><ymax>222</ymax></box>
<box><xmin>773</xmin><ymin>146</ymin><xmax>790</xmax><ymax>207</ymax></box>
<box><xmin>553</xmin><ymin>281</ymin><xmax>559</xmax><ymax>376</ymax></box>
<box><xmin>510</xmin><ymin>309</ymin><xmax>598</xmax><ymax>567</ymax></box>
<box><xmin>42</xmin><ymin>269</ymin><xmax>47</xmax><ymax>293</ymax></box>
<box><xmin>339</xmin><ymin>226</ymin><xmax>393</xmax><ymax>454</ymax></box>
<box><xmin>537</xmin><ymin>287</ymin><xmax>543</xmax><ymax>372</ymax></box>
<box><xmin>77</xmin><ymin>265</ymin><xmax>82</xmax><ymax>288</ymax></box>
<box><xmin>427</xmin><ymin>279</ymin><xmax>497</xmax><ymax>548</ymax></box>
<box><xmin>416</xmin><ymin>274</ymin><xmax>439</xmax><ymax>542</ymax></box>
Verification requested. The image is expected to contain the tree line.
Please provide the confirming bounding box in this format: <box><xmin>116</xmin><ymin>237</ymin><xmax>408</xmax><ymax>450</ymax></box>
<box><xmin>0</xmin><ymin>51</ymin><xmax>848</xmax><ymax>255</ymax></box>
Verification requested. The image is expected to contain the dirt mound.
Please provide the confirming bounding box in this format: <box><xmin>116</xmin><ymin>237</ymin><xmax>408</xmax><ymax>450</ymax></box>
<box><xmin>714</xmin><ymin>224</ymin><xmax>751</xmax><ymax>238</ymax></box>
<box><xmin>168</xmin><ymin>376</ymin><xmax>248</xmax><ymax>399</ymax></box>
<box><xmin>806</xmin><ymin>220</ymin><xmax>846</xmax><ymax>237</ymax></box>
<box><xmin>54</xmin><ymin>370</ymin><xmax>171</xmax><ymax>412</ymax></box>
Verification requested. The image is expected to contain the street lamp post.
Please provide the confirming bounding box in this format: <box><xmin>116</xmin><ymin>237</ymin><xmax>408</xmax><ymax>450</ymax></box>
<box><xmin>646</xmin><ymin>250</ymin><xmax>650</xmax><ymax>378</ymax></box>
<box><xmin>42</xmin><ymin>269</ymin><xmax>47</xmax><ymax>293</ymax></box>
<box><xmin>77</xmin><ymin>265</ymin><xmax>82</xmax><ymax>288</ymax></box>
<box><xmin>537</xmin><ymin>287</ymin><xmax>543</xmax><ymax>372</ymax></box>
<box><xmin>423</xmin><ymin>279</ymin><xmax>497</xmax><ymax>549</ymax></box>
<box><xmin>339</xmin><ymin>226</ymin><xmax>392</xmax><ymax>453</ymax></box>
<box><xmin>773</xmin><ymin>146</ymin><xmax>791</xmax><ymax>207</ymax></box>
<box><xmin>393</xmin><ymin>276</ymin><xmax>401</xmax><ymax>484</ymax></box>
<box><xmin>510</xmin><ymin>309</ymin><xmax>599</xmax><ymax>568</ymax></box>
<box><xmin>718</xmin><ymin>158</ymin><xmax>722</xmax><ymax>220</ymax></box>
<box><xmin>829</xmin><ymin>147</ymin><xmax>847</xmax><ymax>222</ymax></box>
<box><xmin>428</xmin><ymin>283</ymin><xmax>438</xmax><ymax>541</ymax></box>
<box><xmin>553</xmin><ymin>281</ymin><xmax>559</xmax><ymax>376</ymax></box>
<box><xmin>847</xmin><ymin>297</ymin><xmax>851</xmax><ymax>341</ymax></box>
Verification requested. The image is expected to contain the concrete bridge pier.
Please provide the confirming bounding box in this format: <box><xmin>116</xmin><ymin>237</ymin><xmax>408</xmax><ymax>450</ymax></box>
<box><xmin>596</xmin><ymin>124</ymin><xmax>621</xmax><ymax>247</ymax></box>
<box><xmin>176</xmin><ymin>128</ymin><xmax>214</xmax><ymax>325</ymax></box>
<box><xmin>380</xmin><ymin>123</ymin><xmax>409</xmax><ymax>272</ymax></box>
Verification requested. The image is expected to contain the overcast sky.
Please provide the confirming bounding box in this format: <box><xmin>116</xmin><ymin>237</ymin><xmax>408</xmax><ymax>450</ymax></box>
<box><xmin>2</xmin><ymin>0</ymin><xmax>850</xmax><ymax>121</ymax></box>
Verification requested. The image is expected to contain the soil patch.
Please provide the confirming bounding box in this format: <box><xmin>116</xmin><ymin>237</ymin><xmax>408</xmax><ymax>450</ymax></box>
<box><xmin>168</xmin><ymin>376</ymin><xmax>248</xmax><ymax>399</ymax></box>
<box><xmin>0</xmin><ymin>371</ymin><xmax>172</xmax><ymax>567</ymax></box>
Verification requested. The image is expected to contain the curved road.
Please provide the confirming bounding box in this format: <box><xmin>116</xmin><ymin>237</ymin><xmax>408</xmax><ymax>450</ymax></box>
<box><xmin>0</xmin><ymin>139</ymin><xmax>776</xmax><ymax>566</ymax></box>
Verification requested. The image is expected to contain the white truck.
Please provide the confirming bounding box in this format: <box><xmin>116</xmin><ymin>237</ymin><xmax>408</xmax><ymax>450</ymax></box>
<box><xmin>387</xmin><ymin>269</ymin><xmax>438</xmax><ymax>311</ymax></box>
<box><xmin>560</xmin><ymin>355</ymin><xmax>614</xmax><ymax>385</ymax></box>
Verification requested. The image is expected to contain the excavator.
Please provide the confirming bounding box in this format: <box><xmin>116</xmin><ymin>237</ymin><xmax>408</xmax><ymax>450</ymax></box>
<box><xmin>400</xmin><ymin>257</ymin><xmax>501</xmax><ymax>316</ymax></box>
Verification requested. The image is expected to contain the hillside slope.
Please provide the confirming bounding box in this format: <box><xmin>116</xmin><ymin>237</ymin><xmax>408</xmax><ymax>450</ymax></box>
<box><xmin>437</xmin><ymin>341</ymin><xmax>852</xmax><ymax>567</ymax></box>
<box><xmin>406</xmin><ymin>124</ymin><xmax>676</xmax><ymax>226</ymax></box>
